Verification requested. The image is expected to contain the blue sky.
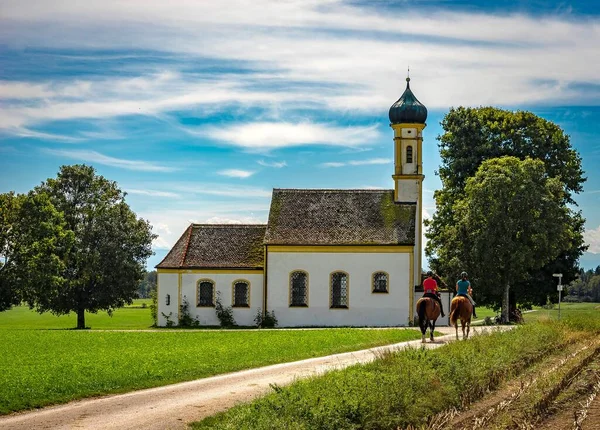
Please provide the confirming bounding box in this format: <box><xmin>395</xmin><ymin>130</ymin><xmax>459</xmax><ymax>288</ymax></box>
<box><xmin>1</xmin><ymin>0</ymin><xmax>599</xmax><ymax>271</ymax></box>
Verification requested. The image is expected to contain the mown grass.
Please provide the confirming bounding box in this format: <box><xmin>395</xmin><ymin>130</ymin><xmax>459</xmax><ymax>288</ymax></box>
<box><xmin>524</xmin><ymin>302</ymin><xmax>600</xmax><ymax>324</ymax></box>
<box><xmin>193</xmin><ymin>312</ymin><xmax>600</xmax><ymax>430</ymax></box>
<box><xmin>0</xmin><ymin>328</ymin><xmax>422</xmax><ymax>414</ymax></box>
<box><xmin>0</xmin><ymin>299</ymin><xmax>153</xmax><ymax>330</ymax></box>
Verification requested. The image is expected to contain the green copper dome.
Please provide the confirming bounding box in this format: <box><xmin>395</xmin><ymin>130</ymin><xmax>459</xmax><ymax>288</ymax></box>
<box><xmin>389</xmin><ymin>77</ymin><xmax>427</xmax><ymax>124</ymax></box>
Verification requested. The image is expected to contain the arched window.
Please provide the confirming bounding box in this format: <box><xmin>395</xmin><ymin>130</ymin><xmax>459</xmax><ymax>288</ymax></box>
<box><xmin>330</xmin><ymin>271</ymin><xmax>349</xmax><ymax>309</ymax></box>
<box><xmin>197</xmin><ymin>279</ymin><xmax>215</xmax><ymax>307</ymax></box>
<box><xmin>290</xmin><ymin>271</ymin><xmax>308</xmax><ymax>307</ymax></box>
<box><xmin>233</xmin><ymin>280</ymin><xmax>250</xmax><ymax>307</ymax></box>
<box><xmin>372</xmin><ymin>272</ymin><xmax>389</xmax><ymax>293</ymax></box>
<box><xmin>406</xmin><ymin>145</ymin><xmax>413</xmax><ymax>163</ymax></box>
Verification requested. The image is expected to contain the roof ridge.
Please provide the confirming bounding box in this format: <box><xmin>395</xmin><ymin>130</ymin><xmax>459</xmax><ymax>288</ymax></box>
<box><xmin>272</xmin><ymin>188</ymin><xmax>393</xmax><ymax>193</ymax></box>
<box><xmin>191</xmin><ymin>224</ymin><xmax>267</xmax><ymax>228</ymax></box>
<box><xmin>180</xmin><ymin>224</ymin><xmax>194</xmax><ymax>266</ymax></box>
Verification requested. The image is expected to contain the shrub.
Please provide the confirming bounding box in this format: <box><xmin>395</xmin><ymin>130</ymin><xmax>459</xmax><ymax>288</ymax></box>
<box><xmin>254</xmin><ymin>308</ymin><xmax>278</xmax><ymax>328</ymax></box>
<box><xmin>178</xmin><ymin>296</ymin><xmax>200</xmax><ymax>327</ymax></box>
<box><xmin>215</xmin><ymin>291</ymin><xmax>236</xmax><ymax>327</ymax></box>
<box><xmin>149</xmin><ymin>288</ymin><xmax>158</xmax><ymax>326</ymax></box>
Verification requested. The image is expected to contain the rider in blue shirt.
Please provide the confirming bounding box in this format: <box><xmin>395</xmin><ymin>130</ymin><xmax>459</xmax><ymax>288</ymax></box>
<box><xmin>456</xmin><ymin>271</ymin><xmax>477</xmax><ymax>318</ymax></box>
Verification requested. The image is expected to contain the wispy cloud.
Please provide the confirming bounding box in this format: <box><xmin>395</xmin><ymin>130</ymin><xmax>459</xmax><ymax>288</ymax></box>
<box><xmin>584</xmin><ymin>225</ymin><xmax>600</xmax><ymax>254</ymax></box>
<box><xmin>165</xmin><ymin>183</ymin><xmax>272</xmax><ymax>198</ymax></box>
<box><xmin>320</xmin><ymin>158</ymin><xmax>392</xmax><ymax>167</ymax></box>
<box><xmin>217</xmin><ymin>169</ymin><xmax>256</xmax><ymax>179</ymax></box>
<box><xmin>44</xmin><ymin>149</ymin><xmax>179</xmax><ymax>172</ymax></box>
<box><xmin>257</xmin><ymin>159</ymin><xmax>287</xmax><ymax>168</ymax></box>
<box><xmin>125</xmin><ymin>188</ymin><xmax>181</xmax><ymax>198</ymax></box>
<box><xmin>206</xmin><ymin>122</ymin><xmax>380</xmax><ymax>150</ymax></box>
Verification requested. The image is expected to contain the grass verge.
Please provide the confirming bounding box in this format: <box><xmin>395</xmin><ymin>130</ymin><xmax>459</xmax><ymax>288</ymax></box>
<box><xmin>0</xmin><ymin>328</ymin><xmax>421</xmax><ymax>415</ymax></box>
<box><xmin>193</xmin><ymin>317</ymin><xmax>599</xmax><ymax>430</ymax></box>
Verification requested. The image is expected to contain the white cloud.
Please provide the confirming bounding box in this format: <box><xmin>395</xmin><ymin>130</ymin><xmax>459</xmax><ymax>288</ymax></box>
<box><xmin>140</xmin><ymin>204</ymin><xmax>269</xmax><ymax>249</ymax></box>
<box><xmin>257</xmin><ymin>159</ymin><xmax>287</xmax><ymax>168</ymax></box>
<box><xmin>125</xmin><ymin>189</ymin><xmax>181</xmax><ymax>198</ymax></box>
<box><xmin>1</xmin><ymin>1</ymin><xmax>599</xmax><ymax>135</ymax></box>
<box><xmin>206</xmin><ymin>122</ymin><xmax>380</xmax><ymax>149</ymax></box>
<box><xmin>584</xmin><ymin>225</ymin><xmax>600</xmax><ymax>254</ymax></box>
<box><xmin>321</xmin><ymin>162</ymin><xmax>346</xmax><ymax>168</ymax></box>
<box><xmin>321</xmin><ymin>158</ymin><xmax>391</xmax><ymax>167</ymax></box>
<box><xmin>217</xmin><ymin>169</ymin><xmax>256</xmax><ymax>179</ymax></box>
<box><xmin>44</xmin><ymin>149</ymin><xmax>179</xmax><ymax>172</ymax></box>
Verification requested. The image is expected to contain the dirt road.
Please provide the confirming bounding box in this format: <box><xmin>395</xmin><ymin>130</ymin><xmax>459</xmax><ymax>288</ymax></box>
<box><xmin>0</xmin><ymin>326</ymin><xmax>504</xmax><ymax>430</ymax></box>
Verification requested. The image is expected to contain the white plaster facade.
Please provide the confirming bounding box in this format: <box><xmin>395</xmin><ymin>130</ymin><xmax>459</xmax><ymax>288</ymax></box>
<box><xmin>267</xmin><ymin>250</ymin><xmax>412</xmax><ymax>327</ymax></box>
<box><xmin>158</xmin><ymin>271</ymin><xmax>264</xmax><ymax>327</ymax></box>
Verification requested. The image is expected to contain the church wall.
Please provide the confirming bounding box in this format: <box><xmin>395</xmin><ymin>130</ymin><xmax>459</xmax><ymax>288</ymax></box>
<box><xmin>157</xmin><ymin>271</ymin><xmax>263</xmax><ymax>326</ymax></box>
<box><xmin>267</xmin><ymin>251</ymin><xmax>411</xmax><ymax>327</ymax></box>
<box><xmin>181</xmin><ymin>272</ymin><xmax>263</xmax><ymax>326</ymax></box>
<box><xmin>157</xmin><ymin>273</ymin><xmax>179</xmax><ymax>326</ymax></box>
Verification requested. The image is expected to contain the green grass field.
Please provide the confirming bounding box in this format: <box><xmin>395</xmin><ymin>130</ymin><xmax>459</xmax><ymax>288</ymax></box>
<box><xmin>0</xmin><ymin>299</ymin><xmax>153</xmax><ymax>330</ymax></box>
<box><xmin>193</xmin><ymin>304</ymin><xmax>600</xmax><ymax>430</ymax></box>
<box><xmin>0</xmin><ymin>327</ymin><xmax>423</xmax><ymax>414</ymax></box>
<box><xmin>523</xmin><ymin>302</ymin><xmax>600</xmax><ymax>323</ymax></box>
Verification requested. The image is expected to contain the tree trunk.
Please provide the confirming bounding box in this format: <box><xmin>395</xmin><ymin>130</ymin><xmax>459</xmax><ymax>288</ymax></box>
<box><xmin>76</xmin><ymin>306</ymin><xmax>86</xmax><ymax>329</ymax></box>
<box><xmin>502</xmin><ymin>284</ymin><xmax>510</xmax><ymax>324</ymax></box>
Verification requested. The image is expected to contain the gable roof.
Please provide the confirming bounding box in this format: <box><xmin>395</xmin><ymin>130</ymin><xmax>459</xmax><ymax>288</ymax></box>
<box><xmin>264</xmin><ymin>189</ymin><xmax>416</xmax><ymax>246</ymax></box>
<box><xmin>156</xmin><ymin>224</ymin><xmax>266</xmax><ymax>269</ymax></box>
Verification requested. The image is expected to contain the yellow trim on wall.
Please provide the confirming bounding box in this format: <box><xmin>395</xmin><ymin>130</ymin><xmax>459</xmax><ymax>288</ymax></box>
<box><xmin>177</xmin><ymin>272</ymin><xmax>182</xmax><ymax>319</ymax></box>
<box><xmin>371</xmin><ymin>271</ymin><xmax>390</xmax><ymax>294</ymax></box>
<box><xmin>409</xmin><ymin>250</ymin><xmax>415</xmax><ymax>319</ymax></box>
<box><xmin>392</xmin><ymin>174</ymin><xmax>425</xmax><ymax>180</ymax></box>
<box><xmin>195</xmin><ymin>278</ymin><xmax>216</xmax><ymax>308</ymax></box>
<box><xmin>232</xmin><ymin>279</ymin><xmax>251</xmax><ymax>308</ymax></box>
<box><xmin>268</xmin><ymin>245</ymin><xmax>412</xmax><ymax>253</ymax></box>
<box><xmin>329</xmin><ymin>270</ymin><xmax>350</xmax><ymax>310</ymax></box>
<box><xmin>288</xmin><ymin>270</ymin><xmax>310</xmax><ymax>307</ymax></box>
<box><xmin>157</xmin><ymin>268</ymin><xmax>263</xmax><ymax>274</ymax></box>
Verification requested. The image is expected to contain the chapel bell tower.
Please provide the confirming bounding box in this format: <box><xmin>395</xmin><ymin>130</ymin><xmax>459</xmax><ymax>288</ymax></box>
<box><xmin>388</xmin><ymin>76</ymin><xmax>427</xmax><ymax>287</ymax></box>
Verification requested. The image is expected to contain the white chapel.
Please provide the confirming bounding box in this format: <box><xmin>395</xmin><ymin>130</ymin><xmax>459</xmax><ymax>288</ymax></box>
<box><xmin>156</xmin><ymin>78</ymin><xmax>430</xmax><ymax>327</ymax></box>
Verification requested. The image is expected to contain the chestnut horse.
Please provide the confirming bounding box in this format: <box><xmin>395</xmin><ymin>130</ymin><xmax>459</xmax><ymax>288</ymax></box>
<box><xmin>449</xmin><ymin>295</ymin><xmax>473</xmax><ymax>340</ymax></box>
<box><xmin>416</xmin><ymin>296</ymin><xmax>441</xmax><ymax>343</ymax></box>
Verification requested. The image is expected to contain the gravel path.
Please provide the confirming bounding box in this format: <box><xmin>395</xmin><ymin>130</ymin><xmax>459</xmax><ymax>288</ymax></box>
<box><xmin>0</xmin><ymin>326</ymin><xmax>506</xmax><ymax>430</ymax></box>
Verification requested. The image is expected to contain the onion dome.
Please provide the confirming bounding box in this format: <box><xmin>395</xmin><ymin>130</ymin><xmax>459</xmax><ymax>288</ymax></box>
<box><xmin>389</xmin><ymin>77</ymin><xmax>427</xmax><ymax>124</ymax></box>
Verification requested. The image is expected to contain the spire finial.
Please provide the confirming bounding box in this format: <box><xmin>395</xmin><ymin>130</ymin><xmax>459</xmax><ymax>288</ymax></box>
<box><xmin>406</xmin><ymin>66</ymin><xmax>411</xmax><ymax>87</ymax></box>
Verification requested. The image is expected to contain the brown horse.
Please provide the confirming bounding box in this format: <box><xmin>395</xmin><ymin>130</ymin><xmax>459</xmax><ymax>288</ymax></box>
<box><xmin>416</xmin><ymin>296</ymin><xmax>441</xmax><ymax>343</ymax></box>
<box><xmin>449</xmin><ymin>295</ymin><xmax>473</xmax><ymax>340</ymax></box>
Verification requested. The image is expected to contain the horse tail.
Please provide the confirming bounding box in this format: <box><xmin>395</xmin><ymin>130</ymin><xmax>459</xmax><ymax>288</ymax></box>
<box><xmin>418</xmin><ymin>299</ymin><xmax>428</xmax><ymax>323</ymax></box>
<box><xmin>450</xmin><ymin>298</ymin><xmax>461</xmax><ymax>327</ymax></box>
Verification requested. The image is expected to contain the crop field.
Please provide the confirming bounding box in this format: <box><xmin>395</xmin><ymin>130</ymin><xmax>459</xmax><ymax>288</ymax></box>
<box><xmin>0</xmin><ymin>327</ymin><xmax>423</xmax><ymax>414</ymax></box>
<box><xmin>0</xmin><ymin>299</ymin><xmax>153</xmax><ymax>330</ymax></box>
<box><xmin>194</xmin><ymin>303</ymin><xmax>600</xmax><ymax>430</ymax></box>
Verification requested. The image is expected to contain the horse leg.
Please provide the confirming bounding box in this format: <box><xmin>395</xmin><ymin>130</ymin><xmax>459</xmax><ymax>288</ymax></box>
<box><xmin>420</xmin><ymin>319</ymin><xmax>427</xmax><ymax>343</ymax></box>
<box><xmin>462</xmin><ymin>320</ymin><xmax>466</xmax><ymax>340</ymax></box>
<box><xmin>430</xmin><ymin>320</ymin><xmax>435</xmax><ymax>342</ymax></box>
<box><xmin>455</xmin><ymin>323</ymin><xmax>459</xmax><ymax>340</ymax></box>
<box><xmin>466</xmin><ymin>321</ymin><xmax>470</xmax><ymax>339</ymax></box>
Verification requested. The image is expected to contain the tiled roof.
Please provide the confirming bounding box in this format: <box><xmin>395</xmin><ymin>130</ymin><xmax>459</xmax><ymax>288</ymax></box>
<box><xmin>264</xmin><ymin>189</ymin><xmax>416</xmax><ymax>245</ymax></box>
<box><xmin>156</xmin><ymin>224</ymin><xmax>266</xmax><ymax>269</ymax></box>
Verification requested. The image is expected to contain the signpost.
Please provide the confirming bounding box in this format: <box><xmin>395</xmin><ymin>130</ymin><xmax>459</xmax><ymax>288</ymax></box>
<box><xmin>553</xmin><ymin>273</ymin><xmax>563</xmax><ymax>320</ymax></box>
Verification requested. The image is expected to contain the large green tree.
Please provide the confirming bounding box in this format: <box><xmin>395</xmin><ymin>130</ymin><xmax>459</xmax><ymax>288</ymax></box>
<box><xmin>0</xmin><ymin>191</ymin><xmax>73</xmax><ymax>311</ymax></box>
<box><xmin>426</xmin><ymin>107</ymin><xmax>586</xmax><ymax>309</ymax></box>
<box><xmin>450</xmin><ymin>157</ymin><xmax>574</xmax><ymax>322</ymax></box>
<box><xmin>30</xmin><ymin>165</ymin><xmax>156</xmax><ymax>329</ymax></box>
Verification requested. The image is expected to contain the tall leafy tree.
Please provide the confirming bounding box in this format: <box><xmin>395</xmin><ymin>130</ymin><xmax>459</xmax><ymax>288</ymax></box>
<box><xmin>32</xmin><ymin>165</ymin><xmax>156</xmax><ymax>329</ymax></box>
<box><xmin>0</xmin><ymin>192</ymin><xmax>73</xmax><ymax>311</ymax></box>
<box><xmin>426</xmin><ymin>107</ymin><xmax>586</xmax><ymax>308</ymax></box>
<box><xmin>450</xmin><ymin>157</ymin><xmax>574</xmax><ymax>322</ymax></box>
